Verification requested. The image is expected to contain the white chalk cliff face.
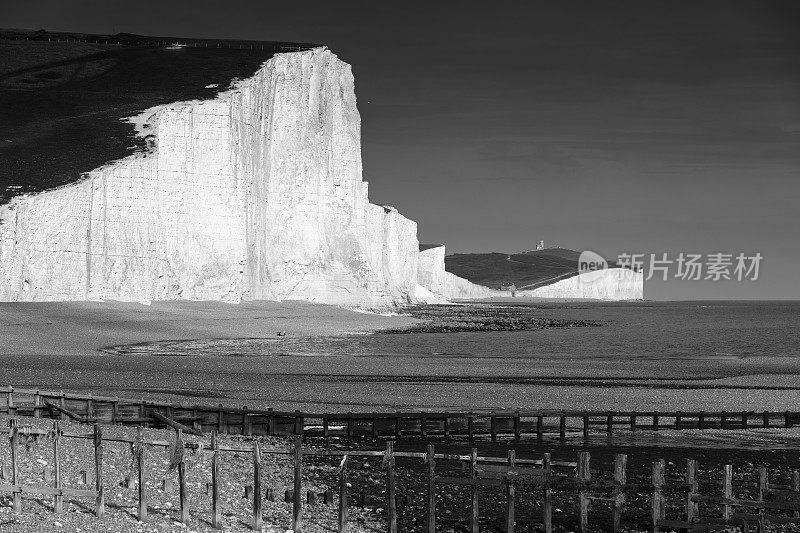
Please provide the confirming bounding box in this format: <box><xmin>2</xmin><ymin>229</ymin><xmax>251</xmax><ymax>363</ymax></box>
<box><xmin>0</xmin><ymin>48</ymin><xmax>419</xmax><ymax>307</ymax></box>
<box><xmin>417</xmin><ymin>245</ymin><xmax>644</xmax><ymax>300</ymax></box>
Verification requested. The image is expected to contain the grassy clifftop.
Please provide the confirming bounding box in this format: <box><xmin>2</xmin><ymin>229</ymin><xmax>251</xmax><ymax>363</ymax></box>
<box><xmin>445</xmin><ymin>248</ymin><xmax>617</xmax><ymax>290</ymax></box>
<box><xmin>0</xmin><ymin>29</ymin><xmax>316</xmax><ymax>204</ymax></box>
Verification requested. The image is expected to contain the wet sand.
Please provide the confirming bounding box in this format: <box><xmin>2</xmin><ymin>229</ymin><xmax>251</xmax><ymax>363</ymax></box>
<box><xmin>2</xmin><ymin>301</ymin><xmax>800</xmax><ymax>415</ymax></box>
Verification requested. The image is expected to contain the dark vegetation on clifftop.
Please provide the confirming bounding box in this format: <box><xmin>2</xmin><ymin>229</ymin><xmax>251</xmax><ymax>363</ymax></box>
<box><xmin>0</xmin><ymin>29</ymin><xmax>317</xmax><ymax>204</ymax></box>
<box><xmin>445</xmin><ymin>248</ymin><xmax>618</xmax><ymax>290</ymax></box>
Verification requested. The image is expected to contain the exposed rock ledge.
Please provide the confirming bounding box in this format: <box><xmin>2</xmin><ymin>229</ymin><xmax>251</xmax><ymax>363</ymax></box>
<box><xmin>0</xmin><ymin>48</ymin><xmax>418</xmax><ymax>307</ymax></box>
<box><xmin>417</xmin><ymin>245</ymin><xmax>643</xmax><ymax>301</ymax></box>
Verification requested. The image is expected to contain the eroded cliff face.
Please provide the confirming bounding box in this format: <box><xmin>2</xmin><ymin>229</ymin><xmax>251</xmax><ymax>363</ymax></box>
<box><xmin>417</xmin><ymin>245</ymin><xmax>644</xmax><ymax>300</ymax></box>
<box><xmin>0</xmin><ymin>48</ymin><xmax>419</xmax><ymax>307</ymax></box>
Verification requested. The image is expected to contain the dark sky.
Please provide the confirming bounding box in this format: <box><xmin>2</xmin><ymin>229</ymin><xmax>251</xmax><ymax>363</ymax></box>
<box><xmin>4</xmin><ymin>1</ymin><xmax>799</xmax><ymax>300</ymax></box>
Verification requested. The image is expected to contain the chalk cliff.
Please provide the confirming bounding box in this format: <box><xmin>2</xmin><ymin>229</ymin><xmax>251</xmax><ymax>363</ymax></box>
<box><xmin>0</xmin><ymin>48</ymin><xmax>419</xmax><ymax>307</ymax></box>
<box><xmin>417</xmin><ymin>245</ymin><xmax>643</xmax><ymax>300</ymax></box>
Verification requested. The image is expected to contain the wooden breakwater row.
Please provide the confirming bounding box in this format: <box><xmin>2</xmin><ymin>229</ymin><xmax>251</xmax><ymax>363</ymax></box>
<box><xmin>2</xmin><ymin>418</ymin><xmax>800</xmax><ymax>532</ymax></box>
<box><xmin>3</xmin><ymin>386</ymin><xmax>800</xmax><ymax>442</ymax></box>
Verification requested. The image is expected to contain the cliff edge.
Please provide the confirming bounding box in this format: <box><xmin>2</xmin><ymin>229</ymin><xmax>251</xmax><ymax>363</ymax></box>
<box><xmin>0</xmin><ymin>48</ymin><xmax>419</xmax><ymax>307</ymax></box>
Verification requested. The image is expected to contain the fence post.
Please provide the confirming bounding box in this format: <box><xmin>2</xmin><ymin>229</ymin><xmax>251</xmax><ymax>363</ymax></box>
<box><xmin>763</xmin><ymin>411</ymin><xmax>769</xmax><ymax>428</ymax></box>
<box><xmin>741</xmin><ymin>411</ymin><xmax>748</xmax><ymax>429</ymax></box>
<box><xmin>607</xmin><ymin>412</ymin><xmax>614</xmax><ymax>436</ymax></box>
<box><xmin>577</xmin><ymin>451</ymin><xmax>590</xmax><ymax>532</ymax></box>
<box><xmin>536</xmin><ymin>416</ymin><xmax>543</xmax><ymax>441</ymax></box>
<box><xmin>212</xmin><ymin>430</ymin><xmax>222</xmax><ymax>529</ymax></box>
<box><xmin>293</xmin><ymin>434</ymin><xmax>303</xmax><ymax>532</ymax></box>
<box><xmin>583</xmin><ymin>413</ymin><xmax>590</xmax><ymax>440</ymax></box>
<box><xmin>652</xmin><ymin>411</ymin><xmax>659</xmax><ymax>431</ymax></box>
<box><xmin>94</xmin><ymin>424</ymin><xmax>104</xmax><ymax>518</ymax></box>
<box><xmin>10</xmin><ymin>418</ymin><xmax>21</xmax><ymax>512</ymax></box>
<box><xmin>385</xmin><ymin>441</ymin><xmax>397</xmax><ymax>533</ymax></box>
<box><xmin>793</xmin><ymin>471</ymin><xmax>800</xmax><ymax>519</ymax></box>
<box><xmin>612</xmin><ymin>454</ymin><xmax>627</xmax><ymax>533</ymax></box>
<box><xmin>34</xmin><ymin>390</ymin><xmax>41</xmax><ymax>418</ymax></box>
<box><xmin>252</xmin><ymin>441</ymin><xmax>262</xmax><ymax>530</ymax></box>
<box><xmin>722</xmin><ymin>464</ymin><xmax>733</xmax><ymax>521</ymax></box>
<box><xmin>785</xmin><ymin>411</ymin><xmax>792</xmax><ymax>428</ymax></box>
<box><xmin>490</xmin><ymin>413</ymin><xmax>497</xmax><ymax>442</ymax></box>
<box><xmin>137</xmin><ymin>427</ymin><xmax>147</xmax><ymax>522</ymax></box>
<box><xmin>559</xmin><ymin>416</ymin><xmax>566</xmax><ymax>440</ymax></box>
<box><xmin>338</xmin><ymin>455</ymin><xmax>349</xmax><ymax>533</ymax></box>
<box><xmin>177</xmin><ymin>430</ymin><xmax>189</xmax><ymax>525</ymax></box>
<box><xmin>543</xmin><ymin>453</ymin><xmax>552</xmax><ymax>533</ymax></box>
<box><xmin>53</xmin><ymin>420</ymin><xmax>63</xmax><ymax>514</ymax></box>
<box><xmin>721</xmin><ymin>411</ymin><xmax>727</xmax><ymax>429</ymax></box>
<box><xmin>427</xmin><ymin>444</ymin><xmax>436</xmax><ymax>533</ymax></box>
<box><xmin>8</xmin><ymin>388</ymin><xmax>16</xmax><ymax>417</ymax></box>
<box><xmin>513</xmin><ymin>412</ymin><xmax>521</xmax><ymax>441</ymax></box>
<box><xmin>686</xmin><ymin>459</ymin><xmax>698</xmax><ymax>523</ymax></box>
<box><xmin>506</xmin><ymin>449</ymin><xmax>516</xmax><ymax>533</ymax></box>
<box><xmin>698</xmin><ymin>411</ymin><xmax>705</xmax><ymax>430</ymax></box>
<box><xmin>652</xmin><ymin>459</ymin><xmax>665</xmax><ymax>533</ymax></box>
<box><xmin>675</xmin><ymin>411</ymin><xmax>682</xmax><ymax>430</ymax></box>
<box><xmin>471</xmin><ymin>447</ymin><xmax>479</xmax><ymax>533</ymax></box>
<box><xmin>630</xmin><ymin>412</ymin><xmax>637</xmax><ymax>432</ymax></box>
<box><xmin>757</xmin><ymin>467</ymin><xmax>767</xmax><ymax>532</ymax></box>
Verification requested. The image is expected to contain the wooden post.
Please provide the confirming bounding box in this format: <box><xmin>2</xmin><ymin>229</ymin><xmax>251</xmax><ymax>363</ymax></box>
<box><xmin>793</xmin><ymin>470</ymin><xmax>800</xmax><ymax>519</ymax></box>
<box><xmin>53</xmin><ymin>421</ymin><xmax>63</xmax><ymax>514</ymax></box>
<box><xmin>346</xmin><ymin>413</ymin><xmax>353</xmax><ymax>438</ymax></box>
<box><xmin>87</xmin><ymin>397</ymin><xmax>94</xmax><ymax>420</ymax></box>
<box><xmin>177</xmin><ymin>430</ymin><xmax>189</xmax><ymax>525</ymax></box>
<box><xmin>722</xmin><ymin>464</ymin><xmax>733</xmax><ymax>521</ymax></box>
<box><xmin>577</xmin><ymin>451</ymin><xmax>590</xmax><ymax>533</ymax></box>
<box><xmin>686</xmin><ymin>459</ymin><xmax>698</xmax><ymax>523</ymax></box>
<box><xmin>58</xmin><ymin>391</ymin><xmax>65</xmax><ymax>421</ymax></box>
<box><xmin>490</xmin><ymin>413</ymin><xmax>497</xmax><ymax>442</ymax></box>
<box><xmin>470</xmin><ymin>447</ymin><xmax>479</xmax><ymax>533</ymax></box>
<box><xmin>583</xmin><ymin>413</ymin><xmax>590</xmax><ymax>440</ymax></box>
<box><xmin>7</xmin><ymin>387</ymin><xmax>16</xmax><ymax>417</ymax></box>
<box><xmin>444</xmin><ymin>415</ymin><xmax>450</xmax><ymax>438</ymax></box>
<box><xmin>243</xmin><ymin>413</ymin><xmax>252</xmax><ymax>437</ymax></box>
<box><xmin>543</xmin><ymin>453</ymin><xmax>552</xmax><ymax>533</ymax></box>
<box><xmin>427</xmin><ymin>444</ymin><xmax>436</xmax><ymax>533</ymax></box>
<box><xmin>111</xmin><ymin>400</ymin><xmax>119</xmax><ymax>425</ymax></box>
<box><xmin>652</xmin><ymin>460</ymin><xmax>665</xmax><ymax>533</ymax></box>
<box><xmin>94</xmin><ymin>424</ymin><xmax>105</xmax><ymax>518</ymax></box>
<box><xmin>675</xmin><ymin>411</ymin><xmax>682</xmax><ymax>430</ymax></box>
<box><xmin>698</xmin><ymin>411</ymin><xmax>705</xmax><ymax>430</ymax></box>
<box><xmin>385</xmin><ymin>441</ymin><xmax>397</xmax><ymax>533</ymax></box>
<box><xmin>212</xmin><ymin>430</ymin><xmax>222</xmax><ymax>529</ymax></box>
<box><xmin>421</xmin><ymin>416</ymin><xmax>428</xmax><ymax>438</ymax></box>
<box><xmin>372</xmin><ymin>413</ymin><xmax>379</xmax><ymax>438</ymax></box>
<box><xmin>741</xmin><ymin>411</ymin><xmax>748</xmax><ymax>429</ymax></box>
<box><xmin>513</xmin><ymin>412</ymin><xmax>521</xmax><ymax>441</ymax></box>
<box><xmin>763</xmin><ymin>411</ymin><xmax>769</xmax><ymax>428</ymax></box>
<box><xmin>720</xmin><ymin>411</ymin><xmax>727</xmax><ymax>429</ymax></box>
<box><xmin>612</xmin><ymin>454</ymin><xmax>627</xmax><ymax>533</ymax></box>
<box><xmin>293</xmin><ymin>434</ymin><xmax>303</xmax><ymax>533</ymax></box>
<box><xmin>295</xmin><ymin>410</ymin><xmax>304</xmax><ymax>438</ymax></box>
<box><xmin>630</xmin><ymin>412</ymin><xmax>637</xmax><ymax>432</ymax></box>
<box><xmin>652</xmin><ymin>411</ymin><xmax>659</xmax><ymax>431</ymax></box>
<box><xmin>757</xmin><ymin>467</ymin><xmax>767</xmax><ymax>532</ymax></box>
<box><xmin>786</xmin><ymin>410</ymin><xmax>792</xmax><ymax>428</ymax></box>
<box><xmin>559</xmin><ymin>415</ymin><xmax>566</xmax><ymax>440</ymax></box>
<box><xmin>137</xmin><ymin>427</ymin><xmax>147</xmax><ymax>522</ymax></box>
<box><xmin>395</xmin><ymin>413</ymin><xmax>402</xmax><ymax>439</ymax></box>
<box><xmin>267</xmin><ymin>408</ymin><xmax>274</xmax><ymax>435</ymax></box>
<box><xmin>338</xmin><ymin>455</ymin><xmax>348</xmax><ymax>533</ymax></box>
<box><xmin>607</xmin><ymin>412</ymin><xmax>614</xmax><ymax>435</ymax></box>
<box><xmin>251</xmin><ymin>441</ymin><xmax>262</xmax><ymax>530</ymax></box>
<box><xmin>10</xmin><ymin>418</ymin><xmax>21</xmax><ymax>512</ymax></box>
<box><xmin>506</xmin><ymin>449</ymin><xmax>516</xmax><ymax>533</ymax></box>
<box><xmin>33</xmin><ymin>390</ymin><xmax>41</xmax><ymax>418</ymax></box>
<box><xmin>537</xmin><ymin>416</ymin><xmax>543</xmax><ymax>441</ymax></box>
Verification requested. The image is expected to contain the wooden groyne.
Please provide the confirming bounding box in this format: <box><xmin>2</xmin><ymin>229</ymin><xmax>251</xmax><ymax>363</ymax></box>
<box><xmin>2</xmin><ymin>418</ymin><xmax>800</xmax><ymax>531</ymax></box>
<box><xmin>3</xmin><ymin>386</ymin><xmax>799</xmax><ymax>441</ymax></box>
